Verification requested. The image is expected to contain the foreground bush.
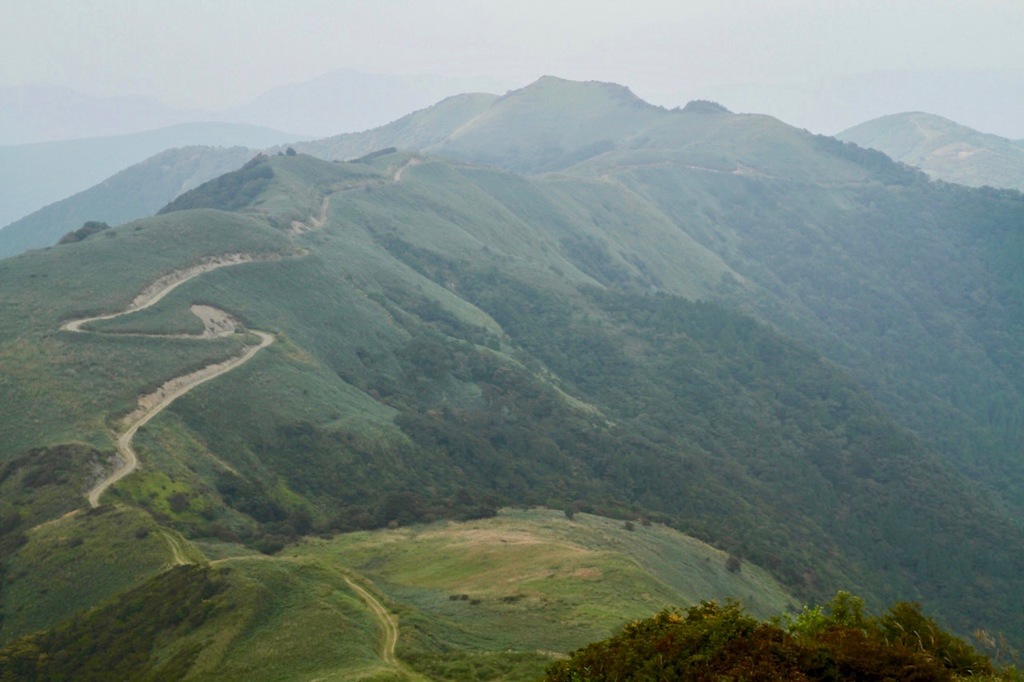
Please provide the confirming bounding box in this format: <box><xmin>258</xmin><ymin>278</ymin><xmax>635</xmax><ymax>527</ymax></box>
<box><xmin>544</xmin><ymin>592</ymin><xmax>1019</xmax><ymax>681</ymax></box>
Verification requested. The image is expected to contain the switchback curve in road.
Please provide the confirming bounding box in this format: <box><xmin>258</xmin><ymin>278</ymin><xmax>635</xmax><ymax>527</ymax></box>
<box><xmin>60</xmin><ymin>254</ymin><xmax>275</xmax><ymax>507</ymax></box>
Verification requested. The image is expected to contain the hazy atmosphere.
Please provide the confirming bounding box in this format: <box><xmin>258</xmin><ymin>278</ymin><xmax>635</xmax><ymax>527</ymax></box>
<box><xmin>3</xmin><ymin>0</ymin><xmax>1024</xmax><ymax>140</ymax></box>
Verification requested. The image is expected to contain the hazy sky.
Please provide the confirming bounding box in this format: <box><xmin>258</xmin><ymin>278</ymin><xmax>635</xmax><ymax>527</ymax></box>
<box><xmin>3</xmin><ymin>0</ymin><xmax>1024</xmax><ymax>135</ymax></box>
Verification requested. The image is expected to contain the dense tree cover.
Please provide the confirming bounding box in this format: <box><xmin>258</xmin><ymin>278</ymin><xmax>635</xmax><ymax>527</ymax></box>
<box><xmin>617</xmin><ymin>161</ymin><xmax>1024</xmax><ymax>517</ymax></box>
<box><xmin>544</xmin><ymin>593</ymin><xmax>1014</xmax><ymax>681</ymax></box>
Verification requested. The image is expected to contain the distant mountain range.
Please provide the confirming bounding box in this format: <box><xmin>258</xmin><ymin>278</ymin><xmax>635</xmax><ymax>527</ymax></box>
<box><xmin>0</xmin><ymin>122</ymin><xmax>298</xmax><ymax>230</ymax></box>
<box><xmin>1</xmin><ymin>70</ymin><xmax>515</xmax><ymax>146</ymax></box>
<box><xmin>839</xmin><ymin>112</ymin><xmax>1024</xmax><ymax>191</ymax></box>
<box><xmin>0</xmin><ymin>70</ymin><xmax>516</xmax><ymax>232</ymax></box>
<box><xmin>679</xmin><ymin>67</ymin><xmax>1024</xmax><ymax>141</ymax></box>
<box><xmin>0</xmin><ymin>146</ymin><xmax>258</xmax><ymax>259</ymax></box>
<box><xmin>221</xmin><ymin>69</ymin><xmax>513</xmax><ymax>140</ymax></box>
<box><xmin>0</xmin><ymin>84</ymin><xmax>207</xmax><ymax>145</ymax></box>
<box><xmin>11</xmin><ymin>74</ymin><xmax>1022</xmax><ymax>266</ymax></box>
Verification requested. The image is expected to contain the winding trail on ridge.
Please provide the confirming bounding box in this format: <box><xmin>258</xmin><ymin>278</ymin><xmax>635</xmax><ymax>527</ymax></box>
<box><xmin>60</xmin><ymin>254</ymin><xmax>275</xmax><ymax>508</ymax></box>
<box><xmin>208</xmin><ymin>554</ymin><xmax>415</xmax><ymax>676</ymax></box>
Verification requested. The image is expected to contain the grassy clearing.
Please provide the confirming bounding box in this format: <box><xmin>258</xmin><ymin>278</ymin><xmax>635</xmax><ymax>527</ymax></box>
<box><xmin>1</xmin><ymin>507</ymin><xmax>797</xmax><ymax>679</ymax></box>
<box><xmin>295</xmin><ymin>508</ymin><xmax>798</xmax><ymax>680</ymax></box>
<box><xmin>4</xmin><ymin>507</ymin><xmax>790</xmax><ymax>681</ymax></box>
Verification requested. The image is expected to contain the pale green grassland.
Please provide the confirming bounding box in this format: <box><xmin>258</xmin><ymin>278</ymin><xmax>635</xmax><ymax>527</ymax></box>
<box><xmin>85</xmin><ymin>506</ymin><xmax>795</xmax><ymax>681</ymax></box>
<box><xmin>292</xmin><ymin>508</ymin><xmax>798</xmax><ymax>680</ymax></box>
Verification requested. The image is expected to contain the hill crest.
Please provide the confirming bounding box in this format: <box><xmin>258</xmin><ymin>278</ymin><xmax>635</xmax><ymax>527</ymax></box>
<box><xmin>838</xmin><ymin>110</ymin><xmax>1024</xmax><ymax>190</ymax></box>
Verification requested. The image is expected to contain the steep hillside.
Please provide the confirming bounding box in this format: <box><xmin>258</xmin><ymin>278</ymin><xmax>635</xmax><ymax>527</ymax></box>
<box><xmin>838</xmin><ymin>112</ymin><xmax>1024</xmax><ymax>190</ymax></box>
<box><xmin>0</xmin><ymin>146</ymin><xmax>255</xmax><ymax>259</ymax></box>
<box><xmin>568</xmin><ymin>140</ymin><xmax>1024</xmax><ymax>504</ymax></box>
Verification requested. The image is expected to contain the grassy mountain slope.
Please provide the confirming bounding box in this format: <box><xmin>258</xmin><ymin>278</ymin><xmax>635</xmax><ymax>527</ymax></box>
<box><xmin>0</xmin><ymin>207</ymin><xmax>289</xmax><ymax>455</ymax></box>
<box><xmin>294</xmin><ymin>78</ymin><xmax>1024</xmax><ymax>522</ymax></box>
<box><xmin>3</xmin><ymin>150</ymin><xmax>1024</xmax><ymax>655</ymax></box>
<box><xmin>4</xmin><ymin>78</ymin><xmax>1024</xmax><ymax>674</ymax></box>
<box><xmin>428</xmin><ymin>76</ymin><xmax>666</xmax><ymax>173</ymax></box>
<box><xmin>0</xmin><ymin>146</ymin><xmax>255</xmax><ymax>259</ymax></box>
<box><xmin>303</xmin><ymin>80</ymin><xmax>1024</xmax><ymax>520</ymax></box>
<box><xmin>0</xmin><ymin>509</ymin><xmax>796</xmax><ymax>681</ymax></box>
<box><xmin>838</xmin><ymin>111</ymin><xmax>1024</xmax><ymax>190</ymax></box>
<box><xmin>290</xmin><ymin>77</ymin><xmax>670</xmax><ymax>173</ymax></box>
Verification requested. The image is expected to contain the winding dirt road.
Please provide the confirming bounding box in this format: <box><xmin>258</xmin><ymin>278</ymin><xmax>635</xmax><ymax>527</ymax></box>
<box><xmin>61</xmin><ymin>254</ymin><xmax>275</xmax><ymax>507</ymax></box>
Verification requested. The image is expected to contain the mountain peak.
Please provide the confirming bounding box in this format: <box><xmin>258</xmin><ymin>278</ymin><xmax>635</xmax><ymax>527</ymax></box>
<box><xmin>838</xmin><ymin>110</ymin><xmax>1024</xmax><ymax>190</ymax></box>
<box><xmin>681</xmin><ymin>99</ymin><xmax>732</xmax><ymax>114</ymax></box>
<box><xmin>516</xmin><ymin>75</ymin><xmax>651</xmax><ymax>108</ymax></box>
<box><xmin>434</xmin><ymin>76</ymin><xmax>665</xmax><ymax>173</ymax></box>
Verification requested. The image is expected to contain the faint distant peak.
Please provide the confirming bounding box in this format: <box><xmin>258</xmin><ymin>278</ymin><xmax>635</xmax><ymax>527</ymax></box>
<box><xmin>681</xmin><ymin>100</ymin><xmax>732</xmax><ymax>114</ymax></box>
<box><xmin>837</xmin><ymin>110</ymin><xmax>1024</xmax><ymax>191</ymax></box>
<box><xmin>512</xmin><ymin>76</ymin><xmax>653</xmax><ymax>107</ymax></box>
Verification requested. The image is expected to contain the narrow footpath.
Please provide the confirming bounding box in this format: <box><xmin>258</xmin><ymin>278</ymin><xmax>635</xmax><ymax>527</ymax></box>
<box><xmin>344</xmin><ymin>576</ymin><xmax>400</xmax><ymax>664</ymax></box>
